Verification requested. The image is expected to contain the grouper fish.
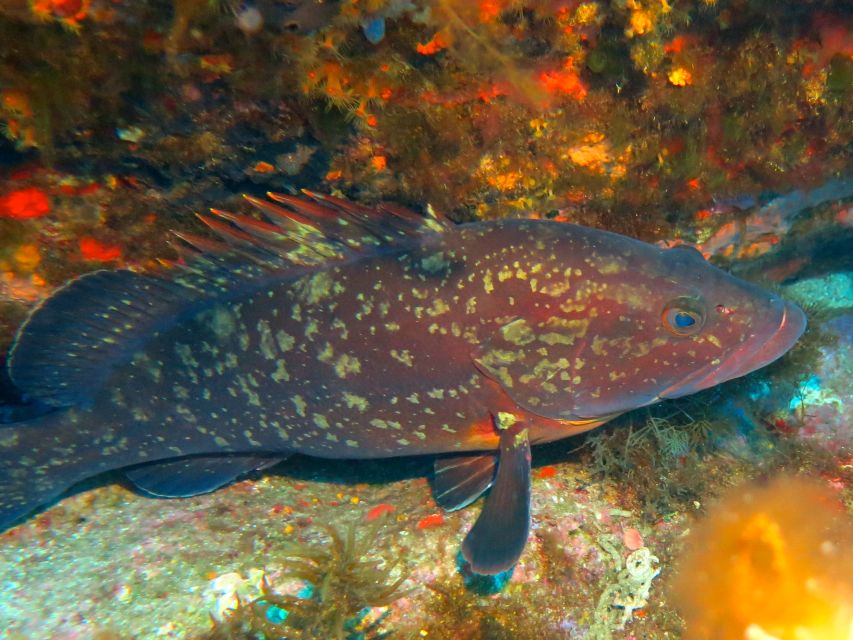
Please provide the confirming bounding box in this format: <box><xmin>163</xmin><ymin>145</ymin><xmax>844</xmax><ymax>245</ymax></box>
<box><xmin>0</xmin><ymin>192</ymin><xmax>806</xmax><ymax>574</ymax></box>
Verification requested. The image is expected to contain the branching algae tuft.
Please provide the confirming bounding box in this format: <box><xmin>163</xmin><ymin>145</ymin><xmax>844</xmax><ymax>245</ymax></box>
<box><xmin>200</xmin><ymin>516</ymin><xmax>408</xmax><ymax>640</ymax></box>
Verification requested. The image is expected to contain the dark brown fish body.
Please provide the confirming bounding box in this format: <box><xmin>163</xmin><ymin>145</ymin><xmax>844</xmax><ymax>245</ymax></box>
<box><xmin>0</xmin><ymin>194</ymin><xmax>806</xmax><ymax>573</ymax></box>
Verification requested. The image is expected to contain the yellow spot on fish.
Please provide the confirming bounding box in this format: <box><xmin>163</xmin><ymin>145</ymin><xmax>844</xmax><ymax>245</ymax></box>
<box><xmin>342</xmin><ymin>392</ymin><xmax>369</xmax><ymax>412</ymax></box>
<box><xmin>272</xmin><ymin>359</ymin><xmax>290</xmax><ymax>382</ymax></box>
<box><xmin>427</xmin><ymin>298</ymin><xmax>450</xmax><ymax>317</ymax></box>
<box><xmin>334</xmin><ymin>353</ymin><xmax>361</xmax><ymax>378</ymax></box>
<box><xmin>313</xmin><ymin>413</ymin><xmax>330</xmax><ymax>429</ymax></box>
<box><xmin>291</xmin><ymin>395</ymin><xmax>306</xmax><ymax>417</ymax></box>
<box><xmin>331</xmin><ymin>318</ymin><xmax>349</xmax><ymax>340</ymax></box>
<box><xmin>420</xmin><ymin>252</ymin><xmax>449</xmax><ymax>273</ymax></box>
<box><xmin>304</xmin><ymin>320</ymin><xmax>319</xmax><ymax>340</ymax></box>
<box><xmin>175</xmin><ymin>343</ymin><xmax>199</xmax><ymax>368</ymax></box>
<box><xmin>296</xmin><ymin>271</ymin><xmax>337</xmax><ymax>304</ymax></box>
<box><xmin>496</xmin><ymin>412</ymin><xmax>518</xmax><ymax>431</ymax></box>
<box><xmin>500</xmin><ymin>318</ymin><xmax>536</xmax><ymax>346</ymax></box>
<box><xmin>541</xmin><ymin>280</ymin><xmax>572</xmax><ymax>297</ymax></box>
<box><xmin>596</xmin><ymin>259</ymin><xmax>624</xmax><ymax>275</ymax></box>
<box><xmin>539</xmin><ymin>332</ymin><xmax>576</xmax><ymax>346</ymax></box>
<box><xmin>257</xmin><ymin>320</ymin><xmax>276</xmax><ymax>360</ymax></box>
<box><xmin>207</xmin><ymin>306</ymin><xmax>236</xmax><ymax>338</ymax></box>
<box><xmin>483</xmin><ymin>269</ymin><xmax>494</xmax><ymax>294</ymax></box>
<box><xmin>276</xmin><ymin>330</ymin><xmax>295</xmax><ymax>352</ymax></box>
<box><xmin>546</xmin><ymin>317</ymin><xmax>590</xmax><ymax>338</ymax></box>
<box><xmin>318</xmin><ymin>342</ymin><xmax>334</xmax><ymax>363</ymax></box>
<box><xmin>390</xmin><ymin>349</ymin><xmax>414</xmax><ymax>367</ymax></box>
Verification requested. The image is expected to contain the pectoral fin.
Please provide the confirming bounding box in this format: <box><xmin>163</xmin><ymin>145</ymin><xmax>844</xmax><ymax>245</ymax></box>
<box><xmin>461</xmin><ymin>419</ymin><xmax>531</xmax><ymax>575</ymax></box>
<box><xmin>433</xmin><ymin>453</ymin><xmax>497</xmax><ymax>511</ymax></box>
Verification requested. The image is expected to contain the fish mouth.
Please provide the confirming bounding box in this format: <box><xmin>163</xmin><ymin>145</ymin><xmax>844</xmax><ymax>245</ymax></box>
<box><xmin>660</xmin><ymin>298</ymin><xmax>807</xmax><ymax>399</ymax></box>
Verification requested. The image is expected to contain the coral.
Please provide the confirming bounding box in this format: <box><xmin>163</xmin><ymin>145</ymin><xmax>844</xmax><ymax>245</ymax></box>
<box><xmin>669</xmin><ymin>476</ymin><xmax>853</xmax><ymax>640</ymax></box>
<box><xmin>0</xmin><ymin>187</ymin><xmax>51</xmax><ymax>220</ymax></box>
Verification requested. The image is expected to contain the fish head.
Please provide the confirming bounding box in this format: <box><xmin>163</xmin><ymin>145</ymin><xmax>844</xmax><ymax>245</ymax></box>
<box><xmin>646</xmin><ymin>245</ymin><xmax>808</xmax><ymax>401</ymax></box>
<box><xmin>473</xmin><ymin>226</ymin><xmax>807</xmax><ymax>422</ymax></box>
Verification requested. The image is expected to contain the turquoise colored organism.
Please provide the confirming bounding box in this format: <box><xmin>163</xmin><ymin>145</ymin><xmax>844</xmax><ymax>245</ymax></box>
<box><xmin>0</xmin><ymin>192</ymin><xmax>805</xmax><ymax>574</ymax></box>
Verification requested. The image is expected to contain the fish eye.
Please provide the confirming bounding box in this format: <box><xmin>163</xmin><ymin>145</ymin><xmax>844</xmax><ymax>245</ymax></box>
<box><xmin>662</xmin><ymin>297</ymin><xmax>705</xmax><ymax>337</ymax></box>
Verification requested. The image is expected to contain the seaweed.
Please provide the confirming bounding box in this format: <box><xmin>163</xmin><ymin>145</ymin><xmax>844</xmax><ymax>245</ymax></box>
<box><xmin>420</xmin><ymin>579</ymin><xmax>544</xmax><ymax>640</ymax></box>
<box><xmin>582</xmin><ymin>400</ymin><xmax>727</xmax><ymax>517</ymax></box>
<box><xmin>199</xmin><ymin>516</ymin><xmax>408</xmax><ymax>640</ymax></box>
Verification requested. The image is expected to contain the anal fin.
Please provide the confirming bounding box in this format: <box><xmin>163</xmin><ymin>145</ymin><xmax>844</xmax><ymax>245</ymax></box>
<box><xmin>125</xmin><ymin>454</ymin><xmax>289</xmax><ymax>498</ymax></box>
<box><xmin>433</xmin><ymin>454</ymin><xmax>496</xmax><ymax>511</ymax></box>
<box><xmin>461</xmin><ymin>420</ymin><xmax>531</xmax><ymax>575</ymax></box>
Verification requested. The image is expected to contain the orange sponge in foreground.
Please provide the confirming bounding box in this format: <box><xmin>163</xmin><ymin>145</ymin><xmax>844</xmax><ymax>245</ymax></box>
<box><xmin>670</xmin><ymin>476</ymin><xmax>853</xmax><ymax>640</ymax></box>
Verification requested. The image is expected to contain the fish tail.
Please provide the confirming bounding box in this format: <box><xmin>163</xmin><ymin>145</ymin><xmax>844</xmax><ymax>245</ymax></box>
<box><xmin>0</xmin><ymin>409</ymin><xmax>83</xmax><ymax>530</ymax></box>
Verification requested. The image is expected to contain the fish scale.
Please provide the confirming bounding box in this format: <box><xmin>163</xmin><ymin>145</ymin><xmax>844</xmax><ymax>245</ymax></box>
<box><xmin>0</xmin><ymin>193</ymin><xmax>806</xmax><ymax>574</ymax></box>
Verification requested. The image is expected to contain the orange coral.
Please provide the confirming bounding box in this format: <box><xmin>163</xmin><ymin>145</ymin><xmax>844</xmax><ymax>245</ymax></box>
<box><xmin>30</xmin><ymin>0</ymin><xmax>90</xmax><ymax>29</ymax></box>
<box><xmin>538</xmin><ymin>58</ymin><xmax>587</xmax><ymax>100</ymax></box>
<box><xmin>478</xmin><ymin>0</ymin><xmax>505</xmax><ymax>23</ymax></box>
<box><xmin>670</xmin><ymin>476</ymin><xmax>853</xmax><ymax>640</ymax></box>
<box><xmin>0</xmin><ymin>187</ymin><xmax>51</xmax><ymax>220</ymax></box>
<box><xmin>79</xmin><ymin>237</ymin><xmax>121</xmax><ymax>262</ymax></box>
<box><xmin>416</xmin><ymin>30</ymin><xmax>450</xmax><ymax>56</ymax></box>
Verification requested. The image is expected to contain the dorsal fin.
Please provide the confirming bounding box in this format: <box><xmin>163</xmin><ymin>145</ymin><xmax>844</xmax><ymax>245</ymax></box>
<box><xmin>6</xmin><ymin>194</ymin><xmax>449</xmax><ymax>409</ymax></box>
<box><xmin>196</xmin><ymin>190</ymin><xmax>451</xmax><ymax>263</ymax></box>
